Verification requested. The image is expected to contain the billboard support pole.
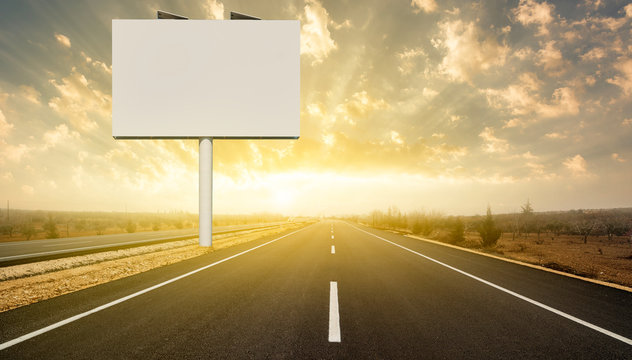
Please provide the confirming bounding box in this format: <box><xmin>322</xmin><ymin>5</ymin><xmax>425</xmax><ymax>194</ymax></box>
<box><xmin>199</xmin><ymin>137</ymin><xmax>213</xmax><ymax>247</ymax></box>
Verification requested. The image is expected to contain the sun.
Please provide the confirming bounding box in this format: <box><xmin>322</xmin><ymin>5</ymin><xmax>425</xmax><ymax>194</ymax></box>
<box><xmin>273</xmin><ymin>189</ymin><xmax>295</xmax><ymax>210</ymax></box>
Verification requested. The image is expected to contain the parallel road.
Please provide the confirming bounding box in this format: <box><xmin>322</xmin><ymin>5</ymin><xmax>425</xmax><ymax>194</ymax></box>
<box><xmin>0</xmin><ymin>222</ymin><xmax>289</xmax><ymax>266</ymax></box>
<box><xmin>1</xmin><ymin>221</ymin><xmax>630</xmax><ymax>358</ymax></box>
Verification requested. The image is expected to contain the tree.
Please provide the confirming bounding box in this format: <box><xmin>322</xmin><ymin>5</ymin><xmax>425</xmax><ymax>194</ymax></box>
<box><xmin>0</xmin><ymin>224</ymin><xmax>14</xmax><ymax>238</ymax></box>
<box><xmin>449</xmin><ymin>217</ymin><xmax>465</xmax><ymax>244</ymax></box>
<box><xmin>125</xmin><ymin>221</ymin><xmax>137</xmax><ymax>233</ymax></box>
<box><xmin>20</xmin><ymin>223</ymin><xmax>37</xmax><ymax>240</ymax></box>
<box><xmin>43</xmin><ymin>215</ymin><xmax>59</xmax><ymax>239</ymax></box>
<box><xmin>573</xmin><ymin>212</ymin><xmax>597</xmax><ymax>244</ymax></box>
<box><xmin>478</xmin><ymin>206</ymin><xmax>502</xmax><ymax>247</ymax></box>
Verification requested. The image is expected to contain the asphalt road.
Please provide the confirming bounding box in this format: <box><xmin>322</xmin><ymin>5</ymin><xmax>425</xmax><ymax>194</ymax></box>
<box><xmin>0</xmin><ymin>223</ymin><xmax>287</xmax><ymax>266</ymax></box>
<box><xmin>1</xmin><ymin>221</ymin><xmax>630</xmax><ymax>359</ymax></box>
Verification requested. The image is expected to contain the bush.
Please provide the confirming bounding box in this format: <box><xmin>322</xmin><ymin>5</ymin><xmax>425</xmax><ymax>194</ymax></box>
<box><xmin>20</xmin><ymin>223</ymin><xmax>37</xmax><ymax>240</ymax></box>
<box><xmin>125</xmin><ymin>221</ymin><xmax>137</xmax><ymax>233</ymax></box>
<box><xmin>43</xmin><ymin>215</ymin><xmax>59</xmax><ymax>239</ymax></box>
<box><xmin>449</xmin><ymin>217</ymin><xmax>465</xmax><ymax>244</ymax></box>
<box><xmin>478</xmin><ymin>206</ymin><xmax>501</xmax><ymax>248</ymax></box>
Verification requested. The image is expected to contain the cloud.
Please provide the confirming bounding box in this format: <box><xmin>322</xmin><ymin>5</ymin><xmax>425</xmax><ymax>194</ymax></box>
<box><xmin>54</xmin><ymin>33</ymin><xmax>71</xmax><ymax>48</ymax></box>
<box><xmin>625</xmin><ymin>4</ymin><xmax>632</xmax><ymax>18</ymax></box>
<box><xmin>0</xmin><ymin>109</ymin><xmax>13</xmax><ymax>138</ymax></box>
<box><xmin>300</xmin><ymin>0</ymin><xmax>336</xmax><ymax>65</ymax></box>
<box><xmin>81</xmin><ymin>51</ymin><xmax>112</xmax><ymax>74</ymax></box>
<box><xmin>390</xmin><ymin>130</ymin><xmax>404</xmax><ymax>145</ymax></box>
<box><xmin>48</xmin><ymin>68</ymin><xmax>111</xmax><ymax>131</ymax></box>
<box><xmin>0</xmin><ymin>143</ymin><xmax>31</xmax><ymax>163</ymax></box>
<box><xmin>21</xmin><ymin>185</ymin><xmax>34</xmax><ymax>196</ymax></box>
<box><xmin>484</xmin><ymin>78</ymin><xmax>578</xmax><ymax>119</ymax></box>
<box><xmin>622</xmin><ymin>118</ymin><xmax>632</xmax><ymax>126</ymax></box>
<box><xmin>397</xmin><ymin>47</ymin><xmax>425</xmax><ymax>74</ymax></box>
<box><xmin>537</xmin><ymin>41</ymin><xmax>565</xmax><ymax>75</ymax></box>
<box><xmin>611</xmin><ymin>153</ymin><xmax>625</xmax><ymax>163</ymax></box>
<box><xmin>512</xmin><ymin>0</ymin><xmax>554</xmax><ymax>36</ymax></box>
<box><xmin>203</xmin><ymin>0</ymin><xmax>224</xmax><ymax>19</ymax></box>
<box><xmin>42</xmin><ymin>124</ymin><xmax>80</xmax><ymax>150</ymax></box>
<box><xmin>335</xmin><ymin>91</ymin><xmax>389</xmax><ymax>125</ymax></box>
<box><xmin>545</xmin><ymin>132</ymin><xmax>567</xmax><ymax>139</ymax></box>
<box><xmin>479</xmin><ymin>127</ymin><xmax>509</xmax><ymax>153</ymax></box>
<box><xmin>18</xmin><ymin>86</ymin><xmax>41</xmax><ymax>104</ymax></box>
<box><xmin>607</xmin><ymin>58</ymin><xmax>632</xmax><ymax>96</ymax></box>
<box><xmin>563</xmin><ymin>154</ymin><xmax>589</xmax><ymax>176</ymax></box>
<box><xmin>411</xmin><ymin>0</ymin><xmax>437</xmax><ymax>14</ymax></box>
<box><xmin>433</xmin><ymin>20</ymin><xmax>509</xmax><ymax>83</ymax></box>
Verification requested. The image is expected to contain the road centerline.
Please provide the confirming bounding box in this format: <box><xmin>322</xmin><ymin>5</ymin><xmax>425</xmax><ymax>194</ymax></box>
<box><xmin>328</xmin><ymin>281</ymin><xmax>341</xmax><ymax>343</ymax></box>
<box><xmin>0</xmin><ymin>225</ymin><xmax>313</xmax><ymax>351</ymax></box>
<box><xmin>331</xmin><ymin>245</ymin><xmax>335</xmax><ymax>254</ymax></box>
<box><xmin>350</xmin><ymin>224</ymin><xmax>632</xmax><ymax>346</ymax></box>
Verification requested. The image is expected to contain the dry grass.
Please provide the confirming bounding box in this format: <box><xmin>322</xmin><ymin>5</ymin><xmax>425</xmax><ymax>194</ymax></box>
<box><xmin>466</xmin><ymin>232</ymin><xmax>632</xmax><ymax>288</ymax></box>
<box><xmin>0</xmin><ymin>223</ymin><xmax>307</xmax><ymax>312</ymax></box>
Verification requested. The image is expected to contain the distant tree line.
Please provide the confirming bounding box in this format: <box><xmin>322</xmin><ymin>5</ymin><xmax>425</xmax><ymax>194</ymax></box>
<box><xmin>0</xmin><ymin>209</ymin><xmax>288</xmax><ymax>241</ymax></box>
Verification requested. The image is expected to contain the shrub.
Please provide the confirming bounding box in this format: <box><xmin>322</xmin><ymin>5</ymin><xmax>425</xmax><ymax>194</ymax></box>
<box><xmin>449</xmin><ymin>217</ymin><xmax>465</xmax><ymax>244</ymax></box>
<box><xmin>478</xmin><ymin>206</ymin><xmax>501</xmax><ymax>248</ymax></box>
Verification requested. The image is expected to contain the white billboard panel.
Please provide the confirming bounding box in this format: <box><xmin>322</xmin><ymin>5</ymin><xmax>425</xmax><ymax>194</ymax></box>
<box><xmin>112</xmin><ymin>20</ymin><xmax>299</xmax><ymax>139</ymax></box>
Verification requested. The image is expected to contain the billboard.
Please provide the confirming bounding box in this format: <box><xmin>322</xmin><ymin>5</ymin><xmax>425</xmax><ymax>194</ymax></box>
<box><xmin>112</xmin><ymin>20</ymin><xmax>300</xmax><ymax>139</ymax></box>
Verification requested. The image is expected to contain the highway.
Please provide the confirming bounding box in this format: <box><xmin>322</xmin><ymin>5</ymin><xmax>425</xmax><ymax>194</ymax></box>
<box><xmin>0</xmin><ymin>223</ymin><xmax>288</xmax><ymax>266</ymax></box>
<box><xmin>1</xmin><ymin>221</ymin><xmax>630</xmax><ymax>358</ymax></box>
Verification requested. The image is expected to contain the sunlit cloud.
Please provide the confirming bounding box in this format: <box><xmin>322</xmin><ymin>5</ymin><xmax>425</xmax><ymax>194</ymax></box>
<box><xmin>202</xmin><ymin>0</ymin><xmax>224</xmax><ymax>20</ymax></box>
<box><xmin>410</xmin><ymin>0</ymin><xmax>437</xmax><ymax>14</ymax></box>
<box><xmin>433</xmin><ymin>19</ymin><xmax>509</xmax><ymax>83</ymax></box>
<box><xmin>512</xmin><ymin>0</ymin><xmax>554</xmax><ymax>36</ymax></box>
<box><xmin>563</xmin><ymin>154</ymin><xmax>589</xmax><ymax>177</ymax></box>
<box><xmin>54</xmin><ymin>33</ymin><xmax>71</xmax><ymax>48</ymax></box>
<box><xmin>300</xmin><ymin>0</ymin><xmax>336</xmax><ymax>65</ymax></box>
<box><xmin>479</xmin><ymin>127</ymin><xmax>509</xmax><ymax>153</ymax></box>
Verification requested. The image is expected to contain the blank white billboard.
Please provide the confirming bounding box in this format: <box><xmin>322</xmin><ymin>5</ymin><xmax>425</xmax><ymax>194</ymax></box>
<box><xmin>112</xmin><ymin>20</ymin><xmax>299</xmax><ymax>139</ymax></box>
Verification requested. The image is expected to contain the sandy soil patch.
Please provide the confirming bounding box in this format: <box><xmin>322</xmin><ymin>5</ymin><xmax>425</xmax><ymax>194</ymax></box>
<box><xmin>0</xmin><ymin>223</ymin><xmax>307</xmax><ymax>312</ymax></box>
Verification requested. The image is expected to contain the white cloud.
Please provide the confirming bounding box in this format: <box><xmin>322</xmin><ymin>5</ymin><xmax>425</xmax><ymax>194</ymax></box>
<box><xmin>545</xmin><ymin>132</ymin><xmax>567</xmax><ymax>139</ymax></box>
<box><xmin>18</xmin><ymin>86</ymin><xmax>41</xmax><ymax>104</ymax></box>
<box><xmin>48</xmin><ymin>68</ymin><xmax>110</xmax><ymax>131</ymax></box>
<box><xmin>203</xmin><ymin>0</ymin><xmax>224</xmax><ymax>19</ymax></box>
<box><xmin>622</xmin><ymin>118</ymin><xmax>632</xmax><ymax>126</ymax></box>
<box><xmin>611</xmin><ymin>153</ymin><xmax>625</xmax><ymax>162</ymax></box>
<box><xmin>55</xmin><ymin>33</ymin><xmax>71</xmax><ymax>48</ymax></box>
<box><xmin>537</xmin><ymin>41</ymin><xmax>565</xmax><ymax>74</ymax></box>
<box><xmin>537</xmin><ymin>87</ymin><xmax>579</xmax><ymax>117</ymax></box>
<box><xmin>390</xmin><ymin>131</ymin><xmax>404</xmax><ymax>145</ymax></box>
<box><xmin>422</xmin><ymin>88</ymin><xmax>438</xmax><ymax>98</ymax></box>
<box><xmin>42</xmin><ymin>124</ymin><xmax>80</xmax><ymax>150</ymax></box>
<box><xmin>607</xmin><ymin>58</ymin><xmax>632</xmax><ymax>96</ymax></box>
<box><xmin>0</xmin><ymin>109</ymin><xmax>13</xmax><ymax>138</ymax></box>
<box><xmin>411</xmin><ymin>0</ymin><xmax>437</xmax><ymax>14</ymax></box>
<box><xmin>434</xmin><ymin>20</ymin><xmax>509</xmax><ymax>83</ymax></box>
<box><xmin>335</xmin><ymin>91</ymin><xmax>389</xmax><ymax>125</ymax></box>
<box><xmin>397</xmin><ymin>47</ymin><xmax>425</xmax><ymax>74</ymax></box>
<box><xmin>1</xmin><ymin>172</ymin><xmax>13</xmax><ymax>182</ymax></box>
<box><xmin>512</xmin><ymin>0</ymin><xmax>554</xmax><ymax>36</ymax></box>
<box><xmin>21</xmin><ymin>185</ymin><xmax>35</xmax><ymax>196</ymax></box>
<box><xmin>563</xmin><ymin>154</ymin><xmax>589</xmax><ymax>176</ymax></box>
<box><xmin>625</xmin><ymin>4</ymin><xmax>632</xmax><ymax>18</ymax></box>
<box><xmin>580</xmin><ymin>47</ymin><xmax>606</xmax><ymax>62</ymax></box>
<box><xmin>479</xmin><ymin>127</ymin><xmax>509</xmax><ymax>153</ymax></box>
<box><xmin>300</xmin><ymin>0</ymin><xmax>337</xmax><ymax>65</ymax></box>
<box><xmin>503</xmin><ymin>118</ymin><xmax>525</xmax><ymax>128</ymax></box>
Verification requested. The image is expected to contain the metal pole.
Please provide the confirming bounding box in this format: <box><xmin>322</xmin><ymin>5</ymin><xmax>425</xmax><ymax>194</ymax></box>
<box><xmin>199</xmin><ymin>137</ymin><xmax>213</xmax><ymax>246</ymax></box>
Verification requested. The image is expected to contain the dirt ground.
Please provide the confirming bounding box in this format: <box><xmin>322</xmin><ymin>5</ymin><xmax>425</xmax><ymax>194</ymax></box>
<box><xmin>0</xmin><ymin>223</ymin><xmax>307</xmax><ymax>312</ymax></box>
<box><xmin>487</xmin><ymin>232</ymin><xmax>632</xmax><ymax>288</ymax></box>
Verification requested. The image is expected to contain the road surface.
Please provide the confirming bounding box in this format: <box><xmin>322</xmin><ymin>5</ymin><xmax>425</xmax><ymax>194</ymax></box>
<box><xmin>0</xmin><ymin>223</ymin><xmax>288</xmax><ymax>266</ymax></box>
<box><xmin>1</xmin><ymin>221</ymin><xmax>630</xmax><ymax>358</ymax></box>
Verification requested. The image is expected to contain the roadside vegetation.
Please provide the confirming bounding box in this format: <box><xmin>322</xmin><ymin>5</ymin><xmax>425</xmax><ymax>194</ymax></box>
<box><xmin>347</xmin><ymin>202</ymin><xmax>632</xmax><ymax>287</ymax></box>
<box><xmin>0</xmin><ymin>210</ymin><xmax>289</xmax><ymax>242</ymax></box>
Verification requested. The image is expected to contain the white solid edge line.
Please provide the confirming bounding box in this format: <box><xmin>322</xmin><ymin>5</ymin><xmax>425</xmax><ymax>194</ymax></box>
<box><xmin>328</xmin><ymin>281</ymin><xmax>341</xmax><ymax>343</ymax></box>
<box><xmin>0</xmin><ymin>225</ymin><xmax>312</xmax><ymax>351</ymax></box>
<box><xmin>331</xmin><ymin>245</ymin><xmax>335</xmax><ymax>254</ymax></box>
<box><xmin>350</xmin><ymin>224</ymin><xmax>632</xmax><ymax>347</ymax></box>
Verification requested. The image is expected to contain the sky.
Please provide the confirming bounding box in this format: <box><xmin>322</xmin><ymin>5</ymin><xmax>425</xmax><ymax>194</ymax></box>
<box><xmin>0</xmin><ymin>0</ymin><xmax>631</xmax><ymax>216</ymax></box>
